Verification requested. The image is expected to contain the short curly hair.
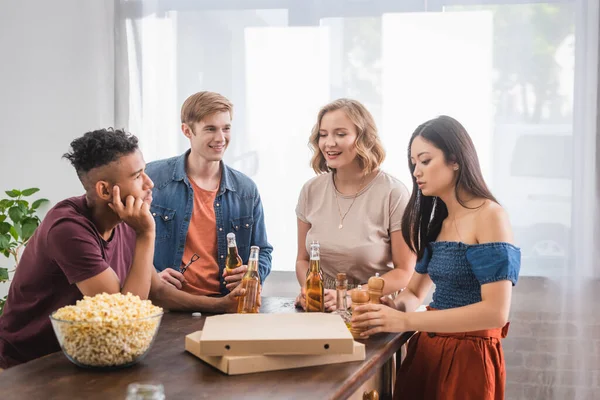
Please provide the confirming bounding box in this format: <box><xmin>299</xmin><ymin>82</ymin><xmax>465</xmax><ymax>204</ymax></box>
<box><xmin>63</xmin><ymin>128</ymin><xmax>139</xmax><ymax>181</ymax></box>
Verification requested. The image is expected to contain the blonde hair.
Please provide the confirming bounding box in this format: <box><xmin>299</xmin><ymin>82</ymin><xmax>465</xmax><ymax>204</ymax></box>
<box><xmin>181</xmin><ymin>91</ymin><xmax>233</xmax><ymax>126</ymax></box>
<box><xmin>309</xmin><ymin>98</ymin><xmax>385</xmax><ymax>175</ymax></box>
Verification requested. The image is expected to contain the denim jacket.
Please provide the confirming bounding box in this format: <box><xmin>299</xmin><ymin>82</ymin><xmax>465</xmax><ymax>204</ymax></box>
<box><xmin>145</xmin><ymin>150</ymin><xmax>273</xmax><ymax>295</ymax></box>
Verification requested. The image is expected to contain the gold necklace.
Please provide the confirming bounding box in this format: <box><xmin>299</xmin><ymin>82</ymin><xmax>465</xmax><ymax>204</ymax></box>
<box><xmin>333</xmin><ymin>174</ymin><xmax>366</xmax><ymax>229</ymax></box>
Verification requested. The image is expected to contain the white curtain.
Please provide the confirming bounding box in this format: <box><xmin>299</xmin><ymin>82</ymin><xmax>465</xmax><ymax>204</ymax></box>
<box><xmin>115</xmin><ymin>1</ymin><xmax>599</xmax><ymax>398</ymax></box>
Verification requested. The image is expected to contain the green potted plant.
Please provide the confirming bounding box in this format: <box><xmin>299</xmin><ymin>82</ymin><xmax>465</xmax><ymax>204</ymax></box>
<box><xmin>0</xmin><ymin>188</ymin><xmax>49</xmax><ymax>314</ymax></box>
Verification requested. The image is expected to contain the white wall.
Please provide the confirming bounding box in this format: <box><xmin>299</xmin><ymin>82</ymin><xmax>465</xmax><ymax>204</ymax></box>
<box><xmin>0</xmin><ymin>0</ymin><xmax>115</xmax><ymax>295</ymax></box>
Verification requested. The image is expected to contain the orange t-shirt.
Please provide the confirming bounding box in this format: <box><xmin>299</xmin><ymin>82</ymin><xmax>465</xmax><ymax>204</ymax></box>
<box><xmin>180</xmin><ymin>177</ymin><xmax>221</xmax><ymax>296</ymax></box>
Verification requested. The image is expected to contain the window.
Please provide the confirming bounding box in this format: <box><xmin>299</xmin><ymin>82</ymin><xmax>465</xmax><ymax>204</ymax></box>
<box><xmin>119</xmin><ymin>0</ymin><xmax>588</xmax><ymax>277</ymax></box>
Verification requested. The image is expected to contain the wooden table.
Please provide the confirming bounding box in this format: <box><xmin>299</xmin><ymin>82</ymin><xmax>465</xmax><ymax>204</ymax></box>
<box><xmin>0</xmin><ymin>297</ymin><xmax>413</xmax><ymax>400</ymax></box>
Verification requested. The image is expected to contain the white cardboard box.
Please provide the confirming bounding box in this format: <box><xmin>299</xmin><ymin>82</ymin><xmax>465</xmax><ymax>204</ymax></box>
<box><xmin>186</xmin><ymin>330</ymin><xmax>366</xmax><ymax>375</ymax></box>
<box><xmin>198</xmin><ymin>313</ymin><xmax>355</xmax><ymax>356</ymax></box>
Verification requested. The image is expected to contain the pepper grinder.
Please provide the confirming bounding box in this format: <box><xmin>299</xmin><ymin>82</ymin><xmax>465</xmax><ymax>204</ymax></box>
<box><xmin>367</xmin><ymin>273</ymin><xmax>385</xmax><ymax>304</ymax></box>
<box><xmin>350</xmin><ymin>285</ymin><xmax>370</xmax><ymax>339</ymax></box>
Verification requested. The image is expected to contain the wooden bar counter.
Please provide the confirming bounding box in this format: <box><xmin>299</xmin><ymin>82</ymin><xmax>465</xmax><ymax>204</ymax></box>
<box><xmin>0</xmin><ymin>297</ymin><xmax>413</xmax><ymax>400</ymax></box>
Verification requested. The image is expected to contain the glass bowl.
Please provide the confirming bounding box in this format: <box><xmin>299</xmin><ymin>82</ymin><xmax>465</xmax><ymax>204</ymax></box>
<box><xmin>49</xmin><ymin>311</ymin><xmax>163</xmax><ymax>370</ymax></box>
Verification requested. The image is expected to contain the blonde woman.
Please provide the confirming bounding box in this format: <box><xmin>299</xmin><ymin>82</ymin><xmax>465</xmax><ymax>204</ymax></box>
<box><xmin>295</xmin><ymin>99</ymin><xmax>415</xmax><ymax>311</ymax></box>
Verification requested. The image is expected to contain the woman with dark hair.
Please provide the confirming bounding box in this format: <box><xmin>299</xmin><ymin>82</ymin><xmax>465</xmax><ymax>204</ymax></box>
<box><xmin>351</xmin><ymin>115</ymin><xmax>521</xmax><ymax>400</ymax></box>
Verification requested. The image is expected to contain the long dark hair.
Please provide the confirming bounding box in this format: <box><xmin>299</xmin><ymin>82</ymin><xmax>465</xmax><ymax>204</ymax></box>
<box><xmin>400</xmin><ymin>116</ymin><xmax>498</xmax><ymax>260</ymax></box>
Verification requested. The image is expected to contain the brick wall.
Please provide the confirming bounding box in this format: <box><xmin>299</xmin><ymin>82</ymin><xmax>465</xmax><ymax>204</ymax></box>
<box><xmin>504</xmin><ymin>277</ymin><xmax>600</xmax><ymax>400</ymax></box>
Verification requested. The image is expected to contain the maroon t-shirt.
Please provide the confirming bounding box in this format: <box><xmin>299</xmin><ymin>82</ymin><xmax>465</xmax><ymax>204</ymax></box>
<box><xmin>0</xmin><ymin>195</ymin><xmax>136</xmax><ymax>368</ymax></box>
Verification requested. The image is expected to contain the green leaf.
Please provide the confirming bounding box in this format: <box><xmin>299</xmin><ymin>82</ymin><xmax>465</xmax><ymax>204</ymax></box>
<box><xmin>0</xmin><ymin>268</ymin><xmax>8</xmax><ymax>282</ymax></box>
<box><xmin>0</xmin><ymin>222</ymin><xmax>10</xmax><ymax>235</ymax></box>
<box><xmin>21</xmin><ymin>218</ymin><xmax>39</xmax><ymax>241</ymax></box>
<box><xmin>0</xmin><ymin>234</ymin><xmax>9</xmax><ymax>250</ymax></box>
<box><xmin>0</xmin><ymin>200</ymin><xmax>14</xmax><ymax>209</ymax></box>
<box><xmin>31</xmin><ymin>198</ymin><xmax>49</xmax><ymax>210</ymax></box>
<box><xmin>16</xmin><ymin>200</ymin><xmax>29</xmax><ymax>208</ymax></box>
<box><xmin>13</xmin><ymin>222</ymin><xmax>22</xmax><ymax>239</ymax></box>
<box><xmin>5</xmin><ymin>190</ymin><xmax>21</xmax><ymax>198</ymax></box>
<box><xmin>21</xmin><ymin>188</ymin><xmax>40</xmax><ymax>196</ymax></box>
<box><xmin>0</xmin><ymin>295</ymin><xmax>6</xmax><ymax>315</ymax></box>
<box><xmin>0</xmin><ymin>215</ymin><xmax>5</xmax><ymax>223</ymax></box>
<box><xmin>8</xmin><ymin>207</ymin><xmax>23</xmax><ymax>223</ymax></box>
<box><xmin>1</xmin><ymin>250</ymin><xmax>9</xmax><ymax>258</ymax></box>
<box><xmin>17</xmin><ymin>203</ymin><xmax>28</xmax><ymax>216</ymax></box>
<box><xmin>8</xmin><ymin>226</ymin><xmax>18</xmax><ymax>241</ymax></box>
<box><xmin>21</xmin><ymin>216</ymin><xmax>38</xmax><ymax>226</ymax></box>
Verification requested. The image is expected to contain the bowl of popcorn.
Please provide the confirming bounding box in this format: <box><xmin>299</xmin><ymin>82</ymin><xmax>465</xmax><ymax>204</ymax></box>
<box><xmin>49</xmin><ymin>292</ymin><xmax>163</xmax><ymax>370</ymax></box>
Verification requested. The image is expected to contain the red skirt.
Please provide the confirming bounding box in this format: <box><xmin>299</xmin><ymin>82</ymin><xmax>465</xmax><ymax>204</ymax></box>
<box><xmin>394</xmin><ymin>316</ymin><xmax>509</xmax><ymax>400</ymax></box>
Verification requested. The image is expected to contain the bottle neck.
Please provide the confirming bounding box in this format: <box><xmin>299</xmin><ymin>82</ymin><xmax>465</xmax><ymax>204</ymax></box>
<box><xmin>309</xmin><ymin>244</ymin><xmax>320</xmax><ymax>261</ymax></box>
<box><xmin>246</xmin><ymin>259</ymin><xmax>257</xmax><ymax>272</ymax></box>
<box><xmin>227</xmin><ymin>238</ymin><xmax>237</xmax><ymax>248</ymax></box>
<box><xmin>309</xmin><ymin>258</ymin><xmax>320</xmax><ymax>272</ymax></box>
<box><xmin>247</xmin><ymin>247</ymin><xmax>260</xmax><ymax>268</ymax></box>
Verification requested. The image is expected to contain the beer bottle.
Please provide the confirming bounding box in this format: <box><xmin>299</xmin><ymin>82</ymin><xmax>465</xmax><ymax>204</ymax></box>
<box><xmin>237</xmin><ymin>246</ymin><xmax>261</xmax><ymax>314</ymax></box>
<box><xmin>225</xmin><ymin>232</ymin><xmax>243</xmax><ymax>273</ymax></box>
<box><xmin>305</xmin><ymin>241</ymin><xmax>324</xmax><ymax>312</ymax></box>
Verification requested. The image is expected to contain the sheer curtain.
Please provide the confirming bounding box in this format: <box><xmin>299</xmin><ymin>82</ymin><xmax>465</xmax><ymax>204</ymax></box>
<box><xmin>115</xmin><ymin>1</ymin><xmax>599</xmax><ymax>398</ymax></box>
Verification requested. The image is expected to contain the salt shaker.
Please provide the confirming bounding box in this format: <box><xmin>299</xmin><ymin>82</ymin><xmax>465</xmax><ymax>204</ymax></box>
<box><xmin>350</xmin><ymin>285</ymin><xmax>370</xmax><ymax>339</ymax></box>
<box><xmin>367</xmin><ymin>273</ymin><xmax>385</xmax><ymax>304</ymax></box>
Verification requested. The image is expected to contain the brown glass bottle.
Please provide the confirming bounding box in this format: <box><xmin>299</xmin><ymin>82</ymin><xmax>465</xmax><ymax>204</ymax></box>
<box><xmin>225</xmin><ymin>232</ymin><xmax>243</xmax><ymax>273</ymax></box>
<box><xmin>237</xmin><ymin>246</ymin><xmax>261</xmax><ymax>314</ymax></box>
<box><xmin>305</xmin><ymin>241</ymin><xmax>324</xmax><ymax>312</ymax></box>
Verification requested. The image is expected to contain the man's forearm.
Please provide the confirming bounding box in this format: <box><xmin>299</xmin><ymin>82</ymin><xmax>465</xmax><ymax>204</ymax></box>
<box><xmin>252</xmin><ymin>194</ymin><xmax>272</xmax><ymax>283</ymax></box>
<box><xmin>121</xmin><ymin>232</ymin><xmax>155</xmax><ymax>299</ymax></box>
<box><xmin>149</xmin><ymin>272</ymin><xmax>227</xmax><ymax>313</ymax></box>
<box><xmin>258</xmin><ymin>254</ymin><xmax>272</xmax><ymax>283</ymax></box>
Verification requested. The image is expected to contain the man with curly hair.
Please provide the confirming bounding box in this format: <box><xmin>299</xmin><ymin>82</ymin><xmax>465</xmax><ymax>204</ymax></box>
<box><xmin>146</xmin><ymin>92</ymin><xmax>272</xmax><ymax>297</ymax></box>
<box><xmin>0</xmin><ymin>128</ymin><xmax>244</xmax><ymax>369</ymax></box>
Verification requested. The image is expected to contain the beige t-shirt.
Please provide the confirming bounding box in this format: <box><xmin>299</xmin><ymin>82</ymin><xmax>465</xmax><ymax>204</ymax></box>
<box><xmin>296</xmin><ymin>170</ymin><xmax>410</xmax><ymax>287</ymax></box>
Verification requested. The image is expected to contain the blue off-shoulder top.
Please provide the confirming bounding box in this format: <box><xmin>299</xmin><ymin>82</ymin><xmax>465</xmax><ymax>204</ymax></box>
<box><xmin>415</xmin><ymin>242</ymin><xmax>521</xmax><ymax>310</ymax></box>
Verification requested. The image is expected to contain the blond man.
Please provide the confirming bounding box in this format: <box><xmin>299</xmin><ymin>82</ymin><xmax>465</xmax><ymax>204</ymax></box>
<box><xmin>146</xmin><ymin>92</ymin><xmax>272</xmax><ymax>299</ymax></box>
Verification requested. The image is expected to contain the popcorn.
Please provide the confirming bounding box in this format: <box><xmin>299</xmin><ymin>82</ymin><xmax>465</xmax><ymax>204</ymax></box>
<box><xmin>51</xmin><ymin>293</ymin><xmax>163</xmax><ymax>367</ymax></box>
